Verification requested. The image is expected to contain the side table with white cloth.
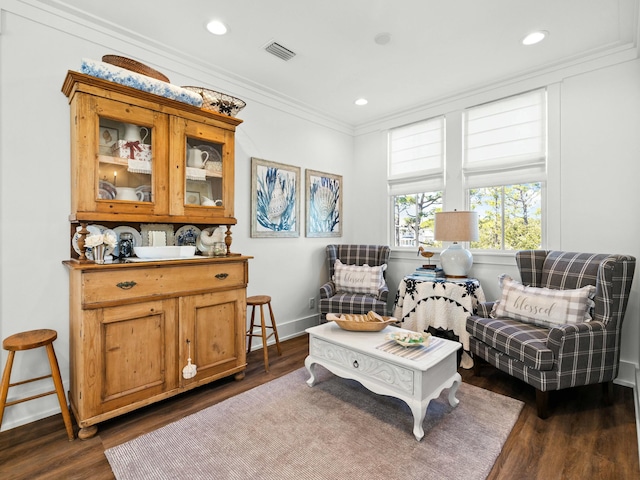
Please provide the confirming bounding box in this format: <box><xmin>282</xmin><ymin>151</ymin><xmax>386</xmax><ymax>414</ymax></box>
<box><xmin>393</xmin><ymin>276</ymin><xmax>485</xmax><ymax>368</ymax></box>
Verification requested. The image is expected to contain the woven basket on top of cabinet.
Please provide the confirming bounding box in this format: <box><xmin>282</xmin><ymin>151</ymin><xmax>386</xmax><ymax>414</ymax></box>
<box><xmin>181</xmin><ymin>86</ymin><xmax>246</xmax><ymax>117</ymax></box>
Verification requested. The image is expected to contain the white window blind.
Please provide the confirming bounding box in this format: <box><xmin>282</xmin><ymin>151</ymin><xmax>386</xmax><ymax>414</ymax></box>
<box><xmin>464</xmin><ymin>89</ymin><xmax>546</xmax><ymax>188</ymax></box>
<box><xmin>388</xmin><ymin>116</ymin><xmax>444</xmax><ymax>195</ymax></box>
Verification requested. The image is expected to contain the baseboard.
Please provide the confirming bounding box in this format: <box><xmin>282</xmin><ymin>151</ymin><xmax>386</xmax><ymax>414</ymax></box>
<box><xmin>635</xmin><ymin>368</ymin><xmax>640</xmax><ymax>468</ymax></box>
<box><xmin>248</xmin><ymin>313</ymin><xmax>319</xmax><ymax>350</ymax></box>
<box><xmin>616</xmin><ymin>360</ymin><xmax>637</xmax><ymax>388</ymax></box>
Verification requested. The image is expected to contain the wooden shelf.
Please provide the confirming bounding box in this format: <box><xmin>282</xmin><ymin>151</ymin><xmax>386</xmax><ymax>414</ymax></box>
<box><xmin>98</xmin><ymin>155</ymin><xmax>222</xmax><ymax>178</ymax></box>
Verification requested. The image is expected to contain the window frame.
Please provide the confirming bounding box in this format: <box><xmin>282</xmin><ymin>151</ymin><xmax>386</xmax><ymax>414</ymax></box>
<box><xmin>387</xmin><ymin>116</ymin><xmax>445</xmax><ymax>249</ymax></box>
<box><xmin>387</xmin><ymin>83</ymin><xmax>560</xmax><ymax>253</ymax></box>
<box><xmin>463</xmin><ymin>88</ymin><xmax>547</xmax><ymax>252</ymax></box>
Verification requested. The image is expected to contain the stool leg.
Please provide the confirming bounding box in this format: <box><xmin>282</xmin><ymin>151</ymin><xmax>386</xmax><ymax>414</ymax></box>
<box><xmin>45</xmin><ymin>344</ymin><xmax>75</xmax><ymax>441</ymax></box>
<box><xmin>259</xmin><ymin>304</ymin><xmax>269</xmax><ymax>372</ymax></box>
<box><xmin>0</xmin><ymin>351</ymin><xmax>16</xmax><ymax>429</ymax></box>
<box><xmin>268</xmin><ymin>302</ymin><xmax>282</xmax><ymax>356</ymax></box>
<box><xmin>247</xmin><ymin>305</ymin><xmax>256</xmax><ymax>353</ymax></box>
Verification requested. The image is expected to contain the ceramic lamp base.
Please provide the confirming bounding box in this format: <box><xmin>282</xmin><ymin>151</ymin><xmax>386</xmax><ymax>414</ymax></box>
<box><xmin>440</xmin><ymin>243</ymin><xmax>473</xmax><ymax>277</ymax></box>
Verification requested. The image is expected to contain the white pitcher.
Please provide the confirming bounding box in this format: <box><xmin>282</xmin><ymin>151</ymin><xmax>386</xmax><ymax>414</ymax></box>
<box><xmin>187</xmin><ymin>147</ymin><xmax>210</xmax><ymax>168</ymax></box>
<box><xmin>115</xmin><ymin>187</ymin><xmax>144</xmax><ymax>201</ymax></box>
<box><xmin>123</xmin><ymin>123</ymin><xmax>149</xmax><ymax>144</ymax></box>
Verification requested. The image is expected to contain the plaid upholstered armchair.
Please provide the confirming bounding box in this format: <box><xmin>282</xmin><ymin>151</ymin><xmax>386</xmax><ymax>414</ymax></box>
<box><xmin>319</xmin><ymin>245</ymin><xmax>390</xmax><ymax>319</ymax></box>
<box><xmin>466</xmin><ymin>250</ymin><xmax>635</xmax><ymax>418</ymax></box>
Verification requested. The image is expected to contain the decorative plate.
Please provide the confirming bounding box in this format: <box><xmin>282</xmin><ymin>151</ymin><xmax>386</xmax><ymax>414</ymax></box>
<box><xmin>141</xmin><ymin>223</ymin><xmax>175</xmax><ymax>246</ymax></box>
<box><xmin>99</xmin><ymin>180</ymin><xmax>116</xmax><ymax>200</ymax></box>
<box><xmin>385</xmin><ymin>331</ymin><xmax>432</xmax><ymax>347</ymax></box>
<box><xmin>175</xmin><ymin>225</ymin><xmax>201</xmax><ymax>247</ymax></box>
<box><xmin>112</xmin><ymin>226</ymin><xmax>143</xmax><ymax>257</ymax></box>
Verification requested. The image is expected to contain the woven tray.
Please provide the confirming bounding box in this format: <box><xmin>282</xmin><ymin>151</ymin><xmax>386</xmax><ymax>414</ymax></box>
<box><xmin>102</xmin><ymin>55</ymin><xmax>170</xmax><ymax>83</ymax></box>
<box><xmin>326</xmin><ymin>313</ymin><xmax>397</xmax><ymax>332</ymax></box>
<box><xmin>181</xmin><ymin>86</ymin><xmax>246</xmax><ymax>117</ymax></box>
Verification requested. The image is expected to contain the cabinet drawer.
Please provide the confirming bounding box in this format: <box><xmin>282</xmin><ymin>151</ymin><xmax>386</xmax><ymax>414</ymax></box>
<box><xmin>309</xmin><ymin>337</ymin><xmax>414</xmax><ymax>395</ymax></box>
<box><xmin>82</xmin><ymin>262</ymin><xmax>246</xmax><ymax>307</ymax></box>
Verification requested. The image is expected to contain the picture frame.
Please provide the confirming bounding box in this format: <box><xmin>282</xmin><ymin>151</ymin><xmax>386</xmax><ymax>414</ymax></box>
<box><xmin>99</xmin><ymin>126</ymin><xmax>119</xmax><ymax>155</ymax></box>
<box><xmin>185</xmin><ymin>180</ymin><xmax>213</xmax><ymax>205</ymax></box>
<box><xmin>140</xmin><ymin>223</ymin><xmax>175</xmax><ymax>246</ymax></box>
<box><xmin>251</xmin><ymin>157</ymin><xmax>300</xmax><ymax>238</ymax></box>
<box><xmin>185</xmin><ymin>191</ymin><xmax>201</xmax><ymax>206</ymax></box>
<box><xmin>305</xmin><ymin>169</ymin><xmax>342</xmax><ymax>237</ymax></box>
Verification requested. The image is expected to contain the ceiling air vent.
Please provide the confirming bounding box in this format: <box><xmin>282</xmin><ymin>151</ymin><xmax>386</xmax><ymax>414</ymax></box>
<box><xmin>264</xmin><ymin>41</ymin><xmax>296</xmax><ymax>61</ymax></box>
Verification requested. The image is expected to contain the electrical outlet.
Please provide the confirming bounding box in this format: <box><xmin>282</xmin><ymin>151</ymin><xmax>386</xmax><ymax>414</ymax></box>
<box><xmin>309</xmin><ymin>297</ymin><xmax>316</xmax><ymax>309</ymax></box>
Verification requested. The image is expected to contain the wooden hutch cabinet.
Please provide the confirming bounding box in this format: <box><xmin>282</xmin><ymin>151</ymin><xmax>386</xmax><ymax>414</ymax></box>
<box><xmin>61</xmin><ymin>71</ymin><xmax>250</xmax><ymax>439</ymax></box>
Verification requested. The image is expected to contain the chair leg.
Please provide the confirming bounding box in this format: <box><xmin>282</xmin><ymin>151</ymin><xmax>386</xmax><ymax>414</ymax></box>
<box><xmin>603</xmin><ymin>381</ymin><xmax>614</xmax><ymax>405</ymax></box>
<box><xmin>0</xmin><ymin>351</ymin><xmax>16</xmax><ymax>429</ymax></box>
<box><xmin>246</xmin><ymin>305</ymin><xmax>256</xmax><ymax>353</ymax></box>
<box><xmin>259</xmin><ymin>304</ymin><xmax>269</xmax><ymax>372</ymax></box>
<box><xmin>267</xmin><ymin>302</ymin><xmax>282</xmax><ymax>356</ymax></box>
<box><xmin>536</xmin><ymin>389</ymin><xmax>549</xmax><ymax>419</ymax></box>
<box><xmin>472</xmin><ymin>354</ymin><xmax>483</xmax><ymax>376</ymax></box>
<box><xmin>45</xmin><ymin>344</ymin><xmax>75</xmax><ymax>441</ymax></box>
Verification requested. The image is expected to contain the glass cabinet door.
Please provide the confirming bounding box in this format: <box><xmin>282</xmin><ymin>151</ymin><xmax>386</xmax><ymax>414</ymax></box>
<box><xmin>184</xmin><ymin>138</ymin><xmax>223</xmax><ymax>208</ymax></box>
<box><xmin>98</xmin><ymin>118</ymin><xmax>153</xmax><ymax>203</ymax></box>
<box><xmin>77</xmin><ymin>95</ymin><xmax>168</xmax><ymax>216</ymax></box>
<box><xmin>175</xmin><ymin>118</ymin><xmax>234</xmax><ymax>219</ymax></box>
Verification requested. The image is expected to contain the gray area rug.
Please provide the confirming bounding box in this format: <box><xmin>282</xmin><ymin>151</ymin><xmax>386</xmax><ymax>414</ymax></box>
<box><xmin>106</xmin><ymin>367</ymin><xmax>523</xmax><ymax>480</ymax></box>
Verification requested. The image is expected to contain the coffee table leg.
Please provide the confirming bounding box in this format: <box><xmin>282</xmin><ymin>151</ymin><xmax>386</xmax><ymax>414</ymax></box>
<box><xmin>411</xmin><ymin>372</ymin><xmax>463</xmax><ymax>441</ymax></box>
<box><xmin>409</xmin><ymin>400</ymin><xmax>428</xmax><ymax>441</ymax></box>
<box><xmin>448</xmin><ymin>372</ymin><xmax>462</xmax><ymax>407</ymax></box>
<box><xmin>304</xmin><ymin>356</ymin><xmax>318</xmax><ymax>387</ymax></box>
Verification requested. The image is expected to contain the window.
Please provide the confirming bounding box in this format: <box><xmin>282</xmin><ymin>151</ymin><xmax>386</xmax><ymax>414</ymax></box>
<box><xmin>469</xmin><ymin>183</ymin><xmax>542</xmax><ymax>250</ymax></box>
<box><xmin>388</xmin><ymin>117</ymin><xmax>444</xmax><ymax>248</ymax></box>
<box><xmin>464</xmin><ymin>89</ymin><xmax>546</xmax><ymax>250</ymax></box>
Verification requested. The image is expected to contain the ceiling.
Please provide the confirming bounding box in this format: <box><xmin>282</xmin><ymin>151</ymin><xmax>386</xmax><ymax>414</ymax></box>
<box><xmin>37</xmin><ymin>0</ymin><xmax>639</xmax><ymax>127</ymax></box>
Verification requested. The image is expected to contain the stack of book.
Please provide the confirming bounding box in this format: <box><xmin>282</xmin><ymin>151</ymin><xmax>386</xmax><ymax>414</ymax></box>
<box><xmin>411</xmin><ymin>266</ymin><xmax>445</xmax><ymax>280</ymax></box>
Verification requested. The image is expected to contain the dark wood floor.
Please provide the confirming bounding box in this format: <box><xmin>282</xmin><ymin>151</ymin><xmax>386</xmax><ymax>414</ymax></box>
<box><xmin>0</xmin><ymin>334</ymin><xmax>638</xmax><ymax>479</ymax></box>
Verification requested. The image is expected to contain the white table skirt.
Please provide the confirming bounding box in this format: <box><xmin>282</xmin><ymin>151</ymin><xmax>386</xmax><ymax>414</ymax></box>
<box><xmin>393</xmin><ymin>276</ymin><xmax>486</xmax><ymax>351</ymax></box>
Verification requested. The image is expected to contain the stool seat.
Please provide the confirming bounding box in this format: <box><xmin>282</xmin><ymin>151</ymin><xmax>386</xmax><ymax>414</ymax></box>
<box><xmin>0</xmin><ymin>329</ymin><xmax>74</xmax><ymax>441</ymax></box>
<box><xmin>3</xmin><ymin>329</ymin><xmax>58</xmax><ymax>351</ymax></box>
<box><xmin>247</xmin><ymin>295</ymin><xmax>271</xmax><ymax>306</ymax></box>
<box><xmin>246</xmin><ymin>295</ymin><xmax>282</xmax><ymax>372</ymax></box>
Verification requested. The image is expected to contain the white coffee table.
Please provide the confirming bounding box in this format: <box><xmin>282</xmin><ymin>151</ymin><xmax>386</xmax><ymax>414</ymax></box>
<box><xmin>305</xmin><ymin>322</ymin><xmax>461</xmax><ymax>441</ymax></box>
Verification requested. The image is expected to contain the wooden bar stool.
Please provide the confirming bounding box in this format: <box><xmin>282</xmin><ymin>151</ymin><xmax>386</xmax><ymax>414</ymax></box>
<box><xmin>0</xmin><ymin>329</ymin><xmax>74</xmax><ymax>441</ymax></box>
<box><xmin>246</xmin><ymin>295</ymin><xmax>282</xmax><ymax>372</ymax></box>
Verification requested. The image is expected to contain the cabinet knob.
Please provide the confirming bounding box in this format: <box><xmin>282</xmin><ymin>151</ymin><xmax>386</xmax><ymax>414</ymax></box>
<box><xmin>215</xmin><ymin>273</ymin><xmax>229</xmax><ymax>280</ymax></box>
<box><xmin>353</xmin><ymin>360</ymin><xmax>359</xmax><ymax>369</ymax></box>
<box><xmin>116</xmin><ymin>281</ymin><xmax>137</xmax><ymax>290</ymax></box>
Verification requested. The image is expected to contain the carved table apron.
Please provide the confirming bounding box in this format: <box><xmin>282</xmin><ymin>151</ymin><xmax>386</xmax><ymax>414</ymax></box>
<box><xmin>305</xmin><ymin>322</ymin><xmax>461</xmax><ymax>441</ymax></box>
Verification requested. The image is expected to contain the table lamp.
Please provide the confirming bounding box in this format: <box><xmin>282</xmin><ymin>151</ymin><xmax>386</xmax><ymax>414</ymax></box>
<box><xmin>434</xmin><ymin>210</ymin><xmax>479</xmax><ymax>278</ymax></box>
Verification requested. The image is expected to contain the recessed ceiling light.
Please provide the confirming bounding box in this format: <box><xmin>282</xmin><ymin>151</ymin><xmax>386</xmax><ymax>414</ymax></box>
<box><xmin>355</xmin><ymin>98</ymin><xmax>368</xmax><ymax>106</ymax></box>
<box><xmin>374</xmin><ymin>32</ymin><xmax>392</xmax><ymax>46</ymax></box>
<box><xmin>206</xmin><ymin>20</ymin><xmax>228</xmax><ymax>35</ymax></box>
<box><xmin>522</xmin><ymin>30</ymin><xmax>548</xmax><ymax>46</ymax></box>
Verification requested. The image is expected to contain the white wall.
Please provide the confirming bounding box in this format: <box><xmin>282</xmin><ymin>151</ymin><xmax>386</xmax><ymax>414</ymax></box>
<box><xmin>0</xmin><ymin>3</ymin><xmax>352</xmax><ymax>430</ymax></box>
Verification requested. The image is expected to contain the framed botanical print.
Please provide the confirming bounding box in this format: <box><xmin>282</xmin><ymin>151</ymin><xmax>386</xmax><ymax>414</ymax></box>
<box><xmin>306</xmin><ymin>169</ymin><xmax>342</xmax><ymax>237</ymax></box>
<box><xmin>251</xmin><ymin>157</ymin><xmax>301</xmax><ymax>237</ymax></box>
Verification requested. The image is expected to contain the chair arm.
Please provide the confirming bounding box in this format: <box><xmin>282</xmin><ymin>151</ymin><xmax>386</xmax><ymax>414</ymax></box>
<box><xmin>546</xmin><ymin>321</ymin><xmax>618</xmax><ymax>387</ymax></box>
<box><xmin>377</xmin><ymin>284</ymin><xmax>389</xmax><ymax>303</ymax></box>
<box><xmin>320</xmin><ymin>281</ymin><xmax>335</xmax><ymax>299</ymax></box>
<box><xmin>475</xmin><ymin>301</ymin><xmax>495</xmax><ymax>317</ymax></box>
